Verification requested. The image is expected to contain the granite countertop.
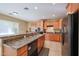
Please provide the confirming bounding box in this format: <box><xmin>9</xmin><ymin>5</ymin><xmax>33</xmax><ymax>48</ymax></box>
<box><xmin>0</xmin><ymin>34</ymin><xmax>25</xmax><ymax>38</ymax></box>
<box><xmin>46</xmin><ymin>32</ymin><xmax>62</xmax><ymax>34</ymax></box>
<box><xmin>4</xmin><ymin>34</ymin><xmax>45</xmax><ymax>49</ymax></box>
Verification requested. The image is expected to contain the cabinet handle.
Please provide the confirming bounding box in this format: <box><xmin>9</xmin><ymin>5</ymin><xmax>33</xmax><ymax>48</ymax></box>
<box><xmin>28</xmin><ymin>46</ymin><xmax>31</xmax><ymax>50</ymax></box>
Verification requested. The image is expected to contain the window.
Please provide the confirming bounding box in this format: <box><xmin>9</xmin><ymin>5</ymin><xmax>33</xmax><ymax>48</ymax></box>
<box><xmin>0</xmin><ymin>20</ymin><xmax>19</xmax><ymax>35</ymax></box>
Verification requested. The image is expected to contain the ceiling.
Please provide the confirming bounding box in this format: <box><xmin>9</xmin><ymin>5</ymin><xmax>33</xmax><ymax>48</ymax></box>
<box><xmin>0</xmin><ymin>3</ymin><xmax>67</xmax><ymax>21</ymax></box>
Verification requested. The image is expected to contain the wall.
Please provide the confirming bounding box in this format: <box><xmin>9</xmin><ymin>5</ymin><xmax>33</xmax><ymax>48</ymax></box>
<box><xmin>27</xmin><ymin>20</ymin><xmax>43</xmax><ymax>32</ymax></box>
<box><xmin>0</xmin><ymin>13</ymin><xmax>29</xmax><ymax>56</ymax></box>
<box><xmin>0</xmin><ymin>13</ymin><xmax>29</xmax><ymax>34</ymax></box>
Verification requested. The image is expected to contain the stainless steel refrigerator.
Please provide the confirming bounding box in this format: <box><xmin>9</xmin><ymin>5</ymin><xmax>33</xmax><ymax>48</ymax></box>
<box><xmin>62</xmin><ymin>11</ymin><xmax>78</xmax><ymax>56</ymax></box>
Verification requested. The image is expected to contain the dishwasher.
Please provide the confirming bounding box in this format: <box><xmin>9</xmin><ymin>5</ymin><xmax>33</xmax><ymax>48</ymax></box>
<box><xmin>28</xmin><ymin>40</ymin><xmax>38</xmax><ymax>56</ymax></box>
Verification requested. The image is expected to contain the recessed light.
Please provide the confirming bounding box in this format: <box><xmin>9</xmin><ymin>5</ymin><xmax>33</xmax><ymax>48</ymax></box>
<box><xmin>34</xmin><ymin>6</ymin><xmax>38</xmax><ymax>10</ymax></box>
<box><xmin>52</xmin><ymin>3</ymin><xmax>56</xmax><ymax>5</ymax></box>
<box><xmin>12</xmin><ymin>12</ymin><xmax>18</xmax><ymax>15</ymax></box>
<box><xmin>9</xmin><ymin>11</ymin><xmax>18</xmax><ymax>15</ymax></box>
<box><xmin>13</xmin><ymin>12</ymin><xmax>18</xmax><ymax>14</ymax></box>
<box><xmin>43</xmin><ymin>16</ymin><xmax>45</xmax><ymax>19</ymax></box>
<box><xmin>24</xmin><ymin>7</ymin><xmax>29</xmax><ymax>10</ymax></box>
<box><xmin>52</xmin><ymin>14</ymin><xmax>56</xmax><ymax>17</ymax></box>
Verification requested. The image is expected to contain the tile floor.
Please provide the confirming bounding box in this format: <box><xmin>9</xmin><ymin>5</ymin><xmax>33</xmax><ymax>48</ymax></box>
<box><xmin>39</xmin><ymin>48</ymin><xmax>49</xmax><ymax>56</ymax></box>
<box><xmin>44</xmin><ymin>40</ymin><xmax>62</xmax><ymax>56</ymax></box>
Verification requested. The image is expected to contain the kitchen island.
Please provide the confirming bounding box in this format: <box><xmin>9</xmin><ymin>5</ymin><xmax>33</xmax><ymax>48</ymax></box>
<box><xmin>0</xmin><ymin>33</ymin><xmax>45</xmax><ymax>56</ymax></box>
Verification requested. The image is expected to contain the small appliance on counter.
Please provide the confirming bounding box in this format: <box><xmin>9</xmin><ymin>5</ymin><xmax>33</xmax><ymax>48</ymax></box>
<box><xmin>35</xmin><ymin>27</ymin><xmax>44</xmax><ymax>34</ymax></box>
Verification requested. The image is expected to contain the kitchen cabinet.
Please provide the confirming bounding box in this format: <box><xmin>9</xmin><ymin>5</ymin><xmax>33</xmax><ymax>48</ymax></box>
<box><xmin>52</xmin><ymin>34</ymin><xmax>61</xmax><ymax>42</ymax></box>
<box><xmin>3</xmin><ymin>34</ymin><xmax>45</xmax><ymax>56</ymax></box>
<box><xmin>37</xmin><ymin>35</ymin><xmax>45</xmax><ymax>53</ymax></box>
<box><xmin>44</xmin><ymin>20</ymin><xmax>54</xmax><ymax>30</ymax></box>
<box><xmin>44</xmin><ymin>19</ymin><xmax>62</xmax><ymax>31</ymax></box>
<box><xmin>53</xmin><ymin>20</ymin><xmax>60</xmax><ymax>29</ymax></box>
<box><xmin>45</xmin><ymin>33</ymin><xmax>61</xmax><ymax>42</ymax></box>
<box><xmin>66</xmin><ymin>3</ymin><xmax>78</xmax><ymax>14</ymax></box>
<box><xmin>3</xmin><ymin>40</ymin><xmax>38</xmax><ymax>56</ymax></box>
<box><xmin>17</xmin><ymin>45</ymin><xmax>28</xmax><ymax>56</ymax></box>
<box><xmin>45</xmin><ymin>33</ymin><xmax>51</xmax><ymax>40</ymax></box>
<box><xmin>44</xmin><ymin>19</ymin><xmax>63</xmax><ymax>42</ymax></box>
<box><xmin>3</xmin><ymin>44</ymin><xmax>28</xmax><ymax>56</ymax></box>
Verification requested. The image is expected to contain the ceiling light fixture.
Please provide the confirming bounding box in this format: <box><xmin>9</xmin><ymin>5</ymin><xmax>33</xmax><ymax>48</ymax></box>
<box><xmin>43</xmin><ymin>16</ymin><xmax>45</xmax><ymax>19</ymax></box>
<box><xmin>52</xmin><ymin>14</ymin><xmax>56</xmax><ymax>17</ymax></box>
<box><xmin>9</xmin><ymin>12</ymin><xmax>18</xmax><ymax>15</ymax></box>
<box><xmin>13</xmin><ymin>12</ymin><xmax>18</xmax><ymax>14</ymax></box>
<box><xmin>52</xmin><ymin>3</ymin><xmax>56</xmax><ymax>5</ymax></box>
<box><xmin>34</xmin><ymin>6</ymin><xmax>38</xmax><ymax>10</ymax></box>
<box><xmin>24</xmin><ymin>7</ymin><xmax>29</xmax><ymax>10</ymax></box>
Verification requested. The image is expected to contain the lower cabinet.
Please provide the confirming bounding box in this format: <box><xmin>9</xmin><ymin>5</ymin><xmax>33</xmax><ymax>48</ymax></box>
<box><xmin>17</xmin><ymin>46</ymin><xmax>28</xmax><ymax>56</ymax></box>
<box><xmin>45</xmin><ymin>33</ymin><xmax>61</xmax><ymax>42</ymax></box>
<box><xmin>37</xmin><ymin>35</ymin><xmax>45</xmax><ymax>53</ymax></box>
<box><xmin>3</xmin><ymin>44</ymin><xmax>28</xmax><ymax>56</ymax></box>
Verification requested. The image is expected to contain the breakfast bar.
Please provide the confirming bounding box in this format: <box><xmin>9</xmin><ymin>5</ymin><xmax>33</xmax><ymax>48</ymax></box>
<box><xmin>0</xmin><ymin>33</ymin><xmax>45</xmax><ymax>56</ymax></box>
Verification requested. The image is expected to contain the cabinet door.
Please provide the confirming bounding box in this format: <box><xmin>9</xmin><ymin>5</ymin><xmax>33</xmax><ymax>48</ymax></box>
<box><xmin>45</xmin><ymin>33</ymin><xmax>61</xmax><ymax>42</ymax></box>
<box><xmin>17</xmin><ymin>46</ymin><xmax>28</xmax><ymax>56</ymax></box>
<box><xmin>41</xmin><ymin>35</ymin><xmax>45</xmax><ymax>48</ymax></box>
<box><xmin>3</xmin><ymin>45</ymin><xmax>28</xmax><ymax>56</ymax></box>
<box><xmin>53</xmin><ymin>21</ymin><xmax>59</xmax><ymax>29</ymax></box>
<box><xmin>50</xmin><ymin>34</ymin><xmax>61</xmax><ymax>42</ymax></box>
<box><xmin>45</xmin><ymin>33</ymin><xmax>50</xmax><ymax>40</ymax></box>
<box><xmin>49</xmin><ymin>34</ymin><xmax>54</xmax><ymax>41</ymax></box>
<box><xmin>37</xmin><ymin>38</ymin><xmax>41</xmax><ymax>53</ymax></box>
<box><xmin>3</xmin><ymin>45</ymin><xmax>17</xmax><ymax>56</ymax></box>
<box><xmin>37</xmin><ymin>35</ymin><xmax>45</xmax><ymax>53</ymax></box>
<box><xmin>53</xmin><ymin>34</ymin><xmax>60</xmax><ymax>42</ymax></box>
<box><xmin>40</xmin><ymin>36</ymin><xmax>43</xmax><ymax>49</ymax></box>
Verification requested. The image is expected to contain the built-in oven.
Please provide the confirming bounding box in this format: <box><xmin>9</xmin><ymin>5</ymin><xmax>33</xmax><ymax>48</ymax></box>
<box><xmin>28</xmin><ymin>40</ymin><xmax>38</xmax><ymax>56</ymax></box>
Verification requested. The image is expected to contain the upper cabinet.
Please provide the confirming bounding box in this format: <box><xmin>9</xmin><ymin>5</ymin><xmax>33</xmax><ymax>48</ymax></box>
<box><xmin>66</xmin><ymin>3</ymin><xmax>79</xmax><ymax>14</ymax></box>
<box><xmin>44</xmin><ymin>19</ymin><xmax>63</xmax><ymax>30</ymax></box>
<box><xmin>44</xmin><ymin>20</ymin><xmax>54</xmax><ymax>29</ymax></box>
<box><xmin>28</xmin><ymin>19</ymin><xmax>63</xmax><ymax>32</ymax></box>
<box><xmin>53</xmin><ymin>19</ymin><xmax>62</xmax><ymax>29</ymax></box>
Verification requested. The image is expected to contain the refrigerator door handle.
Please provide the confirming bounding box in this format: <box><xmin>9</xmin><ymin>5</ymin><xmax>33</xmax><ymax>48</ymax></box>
<box><xmin>62</xmin><ymin>32</ymin><xmax>65</xmax><ymax>45</ymax></box>
<box><xmin>62</xmin><ymin>38</ymin><xmax>64</xmax><ymax>45</ymax></box>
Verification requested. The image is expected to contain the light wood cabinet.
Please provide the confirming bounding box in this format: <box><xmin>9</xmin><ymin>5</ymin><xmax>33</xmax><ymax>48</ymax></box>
<box><xmin>45</xmin><ymin>33</ymin><xmax>50</xmax><ymax>40</ymax></box>
<box><xmin>3</xmin><ymin>35</ymin><xmax>45</xmax><ymax>56</ymax></box>
<box><xmin>66</xmin><ymin>3</ymin><xmax>79</xmax><ymax>14</ymax></box>
<box><xmin>37</xmin><ymin>35</ymin><xmax>45</xmax><ymax>53</ymax></box>
<box><xmin>17</xmin><ymin>46</ymin><xmax>28</xmax><ymax>56</ymax></box>
<box><xmin>53</xmin><ymin>20</ymin><xmax>60</xmax><ymax>29</ymax></box>
<box><xmin>3</xmin><ymin>44</ymin><xmax>28</xmax><ymax>56</ymax></box>
<box><xmin>45</xmin><ymin>33</ymin><xmax>61</xmax><ymax>42</ymax></box>
<box><xmin>44</xmin><ymin>19</ymin><xmax>62</xmax><ymax>30</ymax></box>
